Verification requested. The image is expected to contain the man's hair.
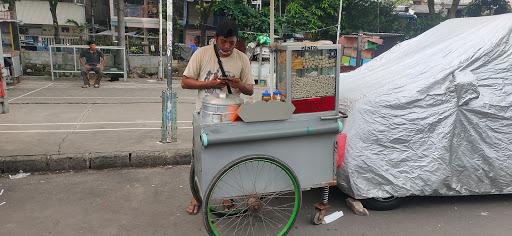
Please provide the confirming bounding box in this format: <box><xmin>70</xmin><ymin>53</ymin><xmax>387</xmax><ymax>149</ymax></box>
<box><xmin>87</xmin><ymin>40</ymin><xmax>96</xmax><ymax>46</ymax></box>
<box><xmin>215</xmin><ymin>20</ymin><xmax>239</xmax><ymax>38</ymax></box>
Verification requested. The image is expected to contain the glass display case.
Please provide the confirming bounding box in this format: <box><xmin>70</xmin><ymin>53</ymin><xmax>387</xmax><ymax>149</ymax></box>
<box><xmin>275</xmin><ymin>42</ymin><xmax>341</xmax><ymax>114</ymax></box>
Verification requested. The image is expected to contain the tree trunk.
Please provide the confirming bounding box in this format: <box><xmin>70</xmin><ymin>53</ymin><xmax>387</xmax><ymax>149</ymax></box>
<box><xmin>117</xmin><ymin>0</ymin><xmax>129</xmax><ymax>75</ymax></box>
<box><xmin>427</xmin><ymin>0</ymin><xmax>435</xmax><ymax>15</ymax></box>
<box><xmin>49</xmin><ymin>0</ymin><xmax>60</xmax><ymax>45</ymax></box>
<box><xmin>448</xmin><ymin>0</ymin><xmax>461</xmax><ymax>18</ymax></box>
<box><xmin>117</xmin><ymin>0</ymin><xmax>126</xmax><ymax>48</ymax></box>
<box><xmin>199</xmin><ymin>1</ymin><xmax>213</xmax><ymax>46</ymax></box>
<box><xmin>8</xmin><ymin>0</ymin><xmax>16</xmax><ymax>19</ymax></box>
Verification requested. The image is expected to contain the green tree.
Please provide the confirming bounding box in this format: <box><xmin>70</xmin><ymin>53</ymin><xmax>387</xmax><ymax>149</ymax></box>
<box><xmin>448</xmin><ymin>0</ymin><xmax>461</xmax><ymax>18</ymax></box>
<box><xmin>428</xmin><ymin>0</ymin><xmax>435</xmax><ymax>14</ymax></box>
<box><xmin>342</xmin><ymin>0</ymin><xmax>402</xmax><ymax>34</ymax></box>
<box><xmin>65</xmin><ymin>19</ymin><xmax>89</xmax><ymax>43</ymax></box>
<box><xmin>197</xmin><ymin>0</ymin><xmax>215</xmax><ymax>46</ymax></box>
<box><xmin>212</xmin><ymin>0</ymin><xmax>274</xmax><ymax>42</ymax></box>
<box><xmin>1</xmin><ymin>0</ymin><xmax>16</xmax><ymax>17</ymax></box>
<box><xmin>281</xmin><ymin>0</ymin><xmax>404</xmax><ymax>41</ymax></box>
<box><xmin>282</xmin><ymin>0</ymin><xmax>339</xmax><ymax>40</ymax></box>
<box><xmin>403</xmin><ymin>13</ymin><xmax>446</xmax><ymax>39</ymax></box>
<box><xmin>464</xmin><ymin>0</ymin><xmax>511</xmax><ymax>17</ymax></box>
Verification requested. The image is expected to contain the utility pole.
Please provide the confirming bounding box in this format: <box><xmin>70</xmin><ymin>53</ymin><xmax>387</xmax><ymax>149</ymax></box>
<box><xmin>269</xmin><ymin>0</ymin><xmax>275</xmax><ymax>90</ymax></box>
<box><xmin>160</xmin><ymin>0</ymin><xmax>177</xmax><ymax>143</ymax></box>
<box><xmin>91</xmin><ymin>0</ymin><xmax>95</xmax><ymax>40</ymax></box>
<box><xmin>158</xmin><ymin>0</ymin><xmax>163</xmax><ymax>80</ymax></box>
<box><xmin>336</xmin><ymin>0</ymin><xmax>343</xmax><ymax>44</ymax></box>
<box><xmin>117</xmin><ymin>0</ymin><xmax>126</xmax><ymax>48</ymax></box>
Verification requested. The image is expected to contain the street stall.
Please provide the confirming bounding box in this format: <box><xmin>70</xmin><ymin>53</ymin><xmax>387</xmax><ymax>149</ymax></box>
<box><xmin>191</xmin><ymin>41</ymin><xmax>345</xmax><ymax>235</ymax></box>
<box><xmin>1</xmin><ymin>19</ymin><xmax>22</xmax><ymax>84</ymax></box>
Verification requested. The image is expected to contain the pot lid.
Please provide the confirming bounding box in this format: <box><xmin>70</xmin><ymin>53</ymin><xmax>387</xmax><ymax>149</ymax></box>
<box><xmin>202</xmin><ymin>93</ymin><xmax>243</xmax><ymax>106</ymax></box>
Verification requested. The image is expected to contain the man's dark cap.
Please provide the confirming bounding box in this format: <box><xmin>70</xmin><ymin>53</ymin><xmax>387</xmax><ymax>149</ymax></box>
<box><xmin>87</xmin><ymin>40</ymin><xmax>96</xmax><ymax>45</ymax></box>
<box><xmin>215</xmin><ymin>20</ymin><xmax>239</xmax><ymax>38</ymax></box>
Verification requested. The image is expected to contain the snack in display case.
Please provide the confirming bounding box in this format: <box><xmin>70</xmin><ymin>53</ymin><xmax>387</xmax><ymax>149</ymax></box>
<box><xmin>291</xmin><ymin>74</ymin><xmax>336</xmax><ymax>99</ymax></box>
<box><xmin>275</xmin><ymin>43</ymin><xmax>340</xmax><ymax>114</ymax></box>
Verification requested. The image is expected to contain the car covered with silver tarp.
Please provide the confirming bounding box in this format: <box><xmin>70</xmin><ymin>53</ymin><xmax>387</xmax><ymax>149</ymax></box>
<box><xmin>337</xmin><ymin>14</ymin><xmax>512</xmax><ymax>210</ymax></box>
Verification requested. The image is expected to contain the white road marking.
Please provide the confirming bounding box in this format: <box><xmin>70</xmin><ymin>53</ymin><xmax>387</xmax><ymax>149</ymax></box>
<box><xmin>18</xmin><ymin>97</ymin><xmax>196</xmax><ymax>99</ymax></box>
<box><xmin>18</xmin><ymin>97</ymin><xmax>160</xmax><ymax>99</ymax></box>
<box><xmin>0</xmin><ymin>121</ymin><xmax>192</xmax><ymax>126</ymax></box>
<box><xmin>8</xmin><ymin>83</ymin><xmax>55</xmax><ymax>102</ymax></box>
<box><xmin>0</xmin><ymin>127</ymin><xmax>192</xmax><ymax>133</ymax></box>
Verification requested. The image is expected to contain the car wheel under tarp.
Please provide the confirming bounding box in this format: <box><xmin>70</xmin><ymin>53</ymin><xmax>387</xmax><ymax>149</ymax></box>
<box><xmin>361</xmin><ymin>196</ymin><xmax>405</xmax><ymax>211</ymax></box>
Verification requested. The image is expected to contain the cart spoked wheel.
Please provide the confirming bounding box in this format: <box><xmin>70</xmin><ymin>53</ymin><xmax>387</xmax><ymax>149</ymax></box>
<box><xmin>203</xmin><ymin>155</ymin><xmax>301</xmax><ymax>236</ymax></box>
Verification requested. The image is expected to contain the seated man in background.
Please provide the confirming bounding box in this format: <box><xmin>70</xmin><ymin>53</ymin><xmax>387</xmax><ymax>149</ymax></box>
<box><xmin>79</xmin><ymin>40</ymin><xmax>105</xmax><ymax>88</ymax></box>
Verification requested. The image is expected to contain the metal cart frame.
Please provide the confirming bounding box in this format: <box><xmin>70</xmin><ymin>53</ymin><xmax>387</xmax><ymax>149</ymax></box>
<box><xmin>192</xmin><ymin>43</ymin><xmax>343</xmax><ymax>235</ymax></box>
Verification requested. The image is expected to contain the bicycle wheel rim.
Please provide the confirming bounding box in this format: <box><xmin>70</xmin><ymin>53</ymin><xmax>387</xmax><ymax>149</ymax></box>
<box><xmin>205</xmin><ymin>157</ymin><xmax>300</xmax><ymax>236</ymax></box>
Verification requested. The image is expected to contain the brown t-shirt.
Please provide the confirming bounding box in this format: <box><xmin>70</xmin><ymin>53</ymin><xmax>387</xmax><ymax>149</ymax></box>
<box><xmin>183</xmin><ymin>44</ymin><xmax>254</xmax><ymax>111</ymax></box>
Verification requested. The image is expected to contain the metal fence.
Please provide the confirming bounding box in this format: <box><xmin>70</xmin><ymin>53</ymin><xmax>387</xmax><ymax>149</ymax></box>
<box><xmin>49</xmin><ymin>45</ymin><xmax>127</xmax><ymax>81</ymax></box>
<box><xmin>20</xmin><ymin>35</ymin><xmax>84</xmax><ymax>47</ymax></box>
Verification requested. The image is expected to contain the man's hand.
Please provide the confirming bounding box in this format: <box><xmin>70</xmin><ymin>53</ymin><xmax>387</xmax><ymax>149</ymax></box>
<box><xmin>207</xmin><ymin>73</ymin><xmax>227</xmax><ymax>89</ymax></box>
<box><xmin>226</xmin><ymin>77</ymin><xmax>254</xmax><ymax>95</ymax></box>
<box><xmin>226</xmin><ymin>77</ymin><xmax>242</xmax><ymax>89</ymax></box>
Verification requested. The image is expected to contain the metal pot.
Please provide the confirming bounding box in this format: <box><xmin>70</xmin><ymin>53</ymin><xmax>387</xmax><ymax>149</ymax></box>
<box><xmin>200</xmin><ymin>93</ymin><xmax>243</xmax><ymax>124</ymax></box>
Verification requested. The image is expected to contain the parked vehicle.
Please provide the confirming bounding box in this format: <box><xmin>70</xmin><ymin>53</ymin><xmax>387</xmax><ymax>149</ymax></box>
<box><xmin>337</xmin><ymin>14</ymin><xmax>512</xmax><ymax>210</ymax></box>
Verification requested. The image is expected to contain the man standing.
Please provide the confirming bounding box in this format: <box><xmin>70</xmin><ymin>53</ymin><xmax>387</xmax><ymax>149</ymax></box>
<box><xmin>79</xmin><ymin>40</ymin><xmax>105</xmax><ymax>88</ymax></box>
<box><xmin>188</xmin><ymin>36</ymin><xmax>200</xmax><ymax>55</ymax></box>
<box><xmin>182</xmin><ymin>20</ymin><xmax>254</xmax><ymax>214</ymax></box>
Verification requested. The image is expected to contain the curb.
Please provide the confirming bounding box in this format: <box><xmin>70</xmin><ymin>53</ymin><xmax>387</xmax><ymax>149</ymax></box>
<box><xmin>0</xmin><ymin>149</ymin><xmax>192</xmax><ymax>174</ymax></box>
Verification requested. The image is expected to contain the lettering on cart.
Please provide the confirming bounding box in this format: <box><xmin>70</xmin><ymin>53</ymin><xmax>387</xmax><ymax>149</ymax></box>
<box><xmin>302</xmin><ymin>46</ymin><xmax>319</xmax><ymax>51</ymax></box>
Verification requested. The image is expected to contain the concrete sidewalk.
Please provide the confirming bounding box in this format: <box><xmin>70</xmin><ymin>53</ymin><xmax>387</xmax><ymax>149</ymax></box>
<box><xmin>0</xmin><ymin>77</ymin><xmax>265</xmax><ymax>173</ymax></box>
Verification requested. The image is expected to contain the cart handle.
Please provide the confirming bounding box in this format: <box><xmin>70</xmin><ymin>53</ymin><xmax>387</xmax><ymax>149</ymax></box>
<box><xmin>320</xmin><ymin>111</ymin><xmax>348</xmax><ymax>120</ymax></box>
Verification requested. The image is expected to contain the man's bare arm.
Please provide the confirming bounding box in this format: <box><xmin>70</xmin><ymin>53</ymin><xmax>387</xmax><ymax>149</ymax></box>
<box><xmin>99</xmin><ymin>57</ymin><xmax>105</xmax><ymax>68</ymax></box>
<box><xmin>226</xmin><ymin>77</ymin><xmax>254</xmax><ymax>96</ymax></box>
<box><xmin>181</xmin><ymin>75</ymin><xmax>226</xmax><ymax>90</ymax></box>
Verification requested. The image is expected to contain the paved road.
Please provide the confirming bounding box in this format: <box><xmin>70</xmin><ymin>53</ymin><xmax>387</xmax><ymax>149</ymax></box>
<box><xmin>1</xmin><ymin>167</ymin><xmax>511</xmax><ymax>236</ymax></box>
<box><xmin>1</xmin><ymin>78</ymin><xmax>265</xmax><ymax>158</ymax></box>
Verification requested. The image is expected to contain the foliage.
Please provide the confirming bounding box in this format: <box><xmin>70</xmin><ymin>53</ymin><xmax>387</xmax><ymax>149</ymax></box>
<box><xmin>401</xmin><ymin>13</ymin><xmax>446</xmax><ymax>39</ymax></box>
<box><xmin>66</xmin><ymin>19</ymin><xmax>89</xmax><ymax>43</ymax></box>
<box><xmin>282</xmin><ymin>0</ymin><xmax>339</xmax><ymax>40</ymax></box>
<box><xmin>281</xmin><ymin>0</ymin><xmax>405</xmax><ymax>41</ymax></box>
<box><xmin>212</xmin><ymin>0</ymin><xmax>275</xmax><ymax>42</ymax></box>
<box><xmin>175</xmin><ymin>0</ymin><xmax>454</xmax><ymax>43</ymax></box>
<box><xmin>1</xmin><ymin>0</ymin><xmax>16</xmax><ymax>11</ymax></box>
<box><xmin>65</xmin><ymin>19</ymin><xmax>90</xmax><ymax>32</ymax></box>
<box><xmin>342</xmin><ymin>0</ymin><xmax>403</xmax><ymax>34</ymax></box>
<box><xmin>464</xmin><ymin>0</ymin><xmax>512</xmax><ymax>17</ymax></box>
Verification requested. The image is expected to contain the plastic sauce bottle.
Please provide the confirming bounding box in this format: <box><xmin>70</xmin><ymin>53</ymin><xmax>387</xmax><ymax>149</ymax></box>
<box><xmin>262</xmin><ymin>90</ymin><xmax>272</xmax><ymax>102</ymax></box>
<box><xmin>272</xmin><ymin>90</ymin><xmax>282</xmax><ymax>101</ymax></box>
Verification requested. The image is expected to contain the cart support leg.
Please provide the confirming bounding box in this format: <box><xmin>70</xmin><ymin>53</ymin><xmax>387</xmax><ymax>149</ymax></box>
<box><xmin>312</xmin><ymin>186</ymin><xmax>330</xmax><ymax>225</ymax></box>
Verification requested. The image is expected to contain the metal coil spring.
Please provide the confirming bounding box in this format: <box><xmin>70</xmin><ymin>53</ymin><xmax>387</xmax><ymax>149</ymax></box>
<box><xmin>322</xmin><ymin>186</ymin><xmax>330</xmax><ymax>204</ymax></box>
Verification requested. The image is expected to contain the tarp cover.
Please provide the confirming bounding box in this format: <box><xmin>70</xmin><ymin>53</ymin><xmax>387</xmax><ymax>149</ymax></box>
<box><xmin>337</xmin><ymin>14</ymin><xmax>512</xmax><ymax>199</ymax></box>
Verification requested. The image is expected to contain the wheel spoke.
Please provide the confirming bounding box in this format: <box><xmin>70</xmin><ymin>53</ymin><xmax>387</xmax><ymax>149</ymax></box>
<box><xmin>205</xmin><ymin>158</ymin><xmax>300</xmax><ymax>236</ymax></box>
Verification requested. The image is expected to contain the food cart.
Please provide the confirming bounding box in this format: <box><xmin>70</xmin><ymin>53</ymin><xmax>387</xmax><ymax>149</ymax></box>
<box><xmin>191</xmin><ymin>42</ymin><xmax>345</xmax><ymax>235</ymax></box>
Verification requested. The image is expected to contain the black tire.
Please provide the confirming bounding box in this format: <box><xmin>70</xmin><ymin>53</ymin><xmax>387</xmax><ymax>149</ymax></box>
<box><xmin>360</xmin><ymin>196</ymin><xmax>404</xmax><ymax>211</ymax></box>
<box><xmin>203</xmin><ymin>155</ymin><xmax>301</xmax><ymax>236</ymax></box>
